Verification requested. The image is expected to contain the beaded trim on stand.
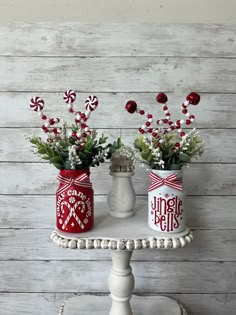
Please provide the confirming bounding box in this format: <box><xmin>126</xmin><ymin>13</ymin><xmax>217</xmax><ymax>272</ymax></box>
<box><xmin>51</xmin><ymin>229</ymin><xmax>193</xmax><ymax>250</ymax></box>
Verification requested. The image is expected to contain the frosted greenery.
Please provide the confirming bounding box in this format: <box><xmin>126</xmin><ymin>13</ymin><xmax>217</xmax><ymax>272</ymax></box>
<box><xmin>26</xmin><ymin>123</ymin><xmax>122</xmax><ymax>170</ymax></box>
<box><xmin>134</xmin><ymin>129</ymin><xmax>204</xmax><ymax>170</ymax></box>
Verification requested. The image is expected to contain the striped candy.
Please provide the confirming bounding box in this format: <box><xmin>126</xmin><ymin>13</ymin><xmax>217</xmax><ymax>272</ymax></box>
<box><xmin>30</xmin><ymin>97</ymin><xmax>44</xmax><ymax>111</ymax></box>
<box><xmin>64</xmin><ymin>90</ymin><xmax>76</xmax><ymax>104</ymax></box>
<box><xmin>85</xmin><ymin>95</ymin><xmax>98</xmax><ymax>111</ymax></box>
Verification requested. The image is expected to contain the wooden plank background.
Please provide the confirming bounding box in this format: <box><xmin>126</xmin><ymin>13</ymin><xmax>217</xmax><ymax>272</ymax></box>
<box><xmin>0</xmin><ymin>23</ymin><xmax>235</xmax><ymax>315</ymax></box>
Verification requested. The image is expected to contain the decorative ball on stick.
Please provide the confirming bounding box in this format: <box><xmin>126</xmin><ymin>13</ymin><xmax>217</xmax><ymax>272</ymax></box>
<box><xmin>125</xmin><ymin>91</ymin><xmax>201</xmax><ymax>146</ymax></box>
<box><xmin>186</xmin><ymin>92</ymin><xmax>200</xmax><ymax>105</ymax></box>
<box><xmin>64</xmin><ymin>90</ymin><xmax>77</xmax><ymax>113</ymax></box>
<box><xmin>85</xmin><ymin>95</ymin><xmax>98</xmax><ymax>112</ymax></box>
<box><xmin>29</xmin><ymin>96</ymin><xmax>61</xmax><ymax>135</ymax></box>
<box><xmin>63</xmin><ymin>90</ymin><xmax>99</xmax><ymax>144</ymax></box>
<box><xmin>64</xmin><ymin>90</ymin><xmax>76</xmax><ymax>104</ymax></box>
<box><xmin>29</xmin><ymin>90</ymin><xmax>100</xmax><ymax>142</ymax></box>
<box><xmin>30</xmin><ymin>96</ymin><xmax>44</xmax><ymax>112</ymax></box>
<box><xmin>156</xmin><ymin>92</ymin><xmax>168</xmax><ymax>104</ymax></box>
<box><xmin>125</xmin><ymin>100</ymin><xmax>137</xmax><ymax>114</ymax></box>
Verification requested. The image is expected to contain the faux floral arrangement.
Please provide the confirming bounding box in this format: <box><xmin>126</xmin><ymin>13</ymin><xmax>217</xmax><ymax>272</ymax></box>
<box><xmin>125</xmin><ymin>92</ymin><xmax>204</xmax><ymax>170</ymax></box>
<box><xmin>26</xmin><ymin>90</ymin><xmax>122</xmax><ymax>170</ymax></box>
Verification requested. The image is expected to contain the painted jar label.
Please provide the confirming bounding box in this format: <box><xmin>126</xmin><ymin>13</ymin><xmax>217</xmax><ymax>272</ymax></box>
<box><xmin>148</xmin><ymin>170</ymin><xmax>186</xmax><ymax>233</ymax></box>
<box><xmin>56</xmin><ymin>169</ymin><xmax>94</xmax><ymax>233</ymax></box>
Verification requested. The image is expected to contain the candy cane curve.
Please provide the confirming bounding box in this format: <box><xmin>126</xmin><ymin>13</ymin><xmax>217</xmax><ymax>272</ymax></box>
<box><xmin>61</xmin><ymin>201</ymin><xmax>85</xmax><ymax>230</ymax></box>
<box><xmin>30</xmin><ymin>96</ymin><xmax>61</xmax><ymax>135</ymax></box>
<box><xmin>64</xmin><ymin>91</ymin><xmax>99</xmax><ymax>143</ymax></box>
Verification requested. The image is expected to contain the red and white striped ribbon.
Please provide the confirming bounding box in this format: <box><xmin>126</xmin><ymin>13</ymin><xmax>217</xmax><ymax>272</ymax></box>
<box><xmin>57</xmin><ymin>173</ymin><xmax>92</xmax><ymax>195</ymax></box>
<box><xmin>148</xmin><ymin>172</ymin><xmax>183</xmax><ymax>192</ymax></box>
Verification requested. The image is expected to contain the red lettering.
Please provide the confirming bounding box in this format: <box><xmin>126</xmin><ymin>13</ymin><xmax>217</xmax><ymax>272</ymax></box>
<box><xmin>173</xmin><ymin>214</ymin><xmax>180</xmax><ymax>229</ymax></box>
<box><xmin>151</xmin><ymin>196</ymin><xmax>158</xmax><ymax>210</ymax></box>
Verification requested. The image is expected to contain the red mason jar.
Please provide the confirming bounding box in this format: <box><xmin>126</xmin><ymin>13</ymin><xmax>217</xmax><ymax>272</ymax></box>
<box><xmin>56</xmin><ymin>169</ymin><xmax>94</xmax><ymax>233</ymax></box>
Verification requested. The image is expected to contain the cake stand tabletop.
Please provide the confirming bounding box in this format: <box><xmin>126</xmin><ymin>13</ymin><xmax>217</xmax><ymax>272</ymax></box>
<box><xmin>51</xmin><ymin>199</ymin><xmax>193</xmax><ymax>250</ymax></box>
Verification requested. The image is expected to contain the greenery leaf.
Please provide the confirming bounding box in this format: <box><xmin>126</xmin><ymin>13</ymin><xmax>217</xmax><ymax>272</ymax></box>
<box><xmin>170</xmin><ymin>164</ymin><xmax>182</xmax><ymax>170</ymax></box>
<box><xmin>178</xmin><ymin>153</ymin><xmax>191</xmax><ymax>162</ymax></box>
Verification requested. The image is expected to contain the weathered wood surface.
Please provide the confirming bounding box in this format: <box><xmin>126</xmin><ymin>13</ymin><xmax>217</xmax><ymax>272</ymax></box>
<box><xmin>0</xmin><ymin>24</ymin><xmax>236</xmax><ymax>57</ymax></box>
<box><xmin>0</xmin><ymin>260</ymin><xmax>235</xmax><ymax>293</ymax></box>
<box><xmin>1</xmin><ymin>195</ymin><xmax>234</xmax><ymax>229</ymax></box>
<box><xmin>0</xmin><ymin>229</ymin><xmax>235</xmax><ymax>262</ymax></box>
<box><xmin>1</xmin><ymin>293</ymin><xmax>236</xmax><ymax>315</ymax></box>
<box><xmin>1</xmin><ymin>23</ymin><xmax>236</xmax><ymax>315</ymax></box>
<box><xmin>0</xmin><ymin>162</ymin><xmax>235</xmax><ymax>195</ymax></box>
<box><xmin>1</xmin><ymin>92</ymin><xmax>236</xmax><ymax>128</ymax></box>
<box><xmin>1</xmin><ymin>128</ymin><xmax>235</xmax><ymax>163</ymax></box>
<box><xmin>1</xmin><ymin>57</ymin><xmax>236</xmax><ymax>93</ymax></box>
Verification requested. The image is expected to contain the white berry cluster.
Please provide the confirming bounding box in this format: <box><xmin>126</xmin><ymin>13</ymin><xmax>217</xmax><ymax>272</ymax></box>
<box><xmin>143</xmin><ymin>136</ymin><xmax>165</xmax><ymax>169</ymax></box>
<box><xmin>68</xmin><ymin>145</ymin><xmax>82</xmax><ymax>169</ymax></box>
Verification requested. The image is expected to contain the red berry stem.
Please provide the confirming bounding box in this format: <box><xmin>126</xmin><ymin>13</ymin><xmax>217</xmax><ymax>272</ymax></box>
<box><xmin>125</xmin><ymin>91</ymin><xmax>201</xmax><ymax>148</ymax></box>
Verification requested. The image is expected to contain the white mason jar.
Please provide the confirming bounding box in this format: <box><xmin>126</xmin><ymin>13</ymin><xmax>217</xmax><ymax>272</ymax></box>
<box><xmin>108</xmin><ymin>170</ymin><xmax>136</xmax><ymax>218</ymax></box>
<box><xmin>148</xmin><ymin>170</ymin><xmax>186</xmax><ymax>233</ymax></box>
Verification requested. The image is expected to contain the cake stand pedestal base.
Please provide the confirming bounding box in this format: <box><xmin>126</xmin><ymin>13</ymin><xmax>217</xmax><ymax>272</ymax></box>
<box><xmin>59</xmin><ymin>295</ymin><xmax>187</xmax><ymax>315</ymax></box>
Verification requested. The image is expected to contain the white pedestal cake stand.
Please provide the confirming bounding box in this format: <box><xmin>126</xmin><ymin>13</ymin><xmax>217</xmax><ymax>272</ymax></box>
<box><xmin>51</xmin><ymin>200</ymin><xmax>192</xmax><ymax>315</ymax></box>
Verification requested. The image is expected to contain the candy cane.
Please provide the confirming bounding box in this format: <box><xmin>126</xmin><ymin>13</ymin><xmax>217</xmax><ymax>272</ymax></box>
<box><xmin>30</xmin><ymin>97</ymin><xmax>61</xmax><ymax>135</ymax></box>
<box><xmin>64</xmin><ymin>90</ymin><xmax>98</xmax><ymax>144</ymax></box>
<box><xmin>61</xmin><ymin>201</ymin><xmax>85</xmax><ymax>230</ymax></box>
<box><xmin>171</xmin><ymin>92</ymin><xmax>200</xmax><ymax>138</ymax></box>
<box><xmin>125</xmin><ymin>100</ymin><xmax>154</xmax><ymax>134</ymax></box>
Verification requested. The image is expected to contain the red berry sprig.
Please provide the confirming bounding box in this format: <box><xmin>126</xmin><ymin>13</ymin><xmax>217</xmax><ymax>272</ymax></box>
<box><xmin>125</xmin><ymin>91</ymin><xmax>201</xmax><ymax>146</ymax></box>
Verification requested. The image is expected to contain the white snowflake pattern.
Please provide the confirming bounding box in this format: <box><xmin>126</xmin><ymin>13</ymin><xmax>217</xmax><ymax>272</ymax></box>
<box><xmin>69</xmin><ymin>197</ymin><xmax>76</xmax><ymax>204</ymax></box>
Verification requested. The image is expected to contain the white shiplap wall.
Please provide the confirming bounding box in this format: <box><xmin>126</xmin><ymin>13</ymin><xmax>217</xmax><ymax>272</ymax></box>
<box><xmin>0</xmin><ymin>23</ymin><xmax>236</xmax><ymax>315</ymax></box>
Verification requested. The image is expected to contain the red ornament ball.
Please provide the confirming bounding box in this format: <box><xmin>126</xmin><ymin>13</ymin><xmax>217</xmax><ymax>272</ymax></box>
<box><xmin>186</xmin><ymin>92</ymin><xmax>200</xmax><ymax>105</ymax></box>
<box><xmin>125</xmin><ymin>100</ymin><xmax>137</xmax><ymax>114</ymax></box>
<box><xmin>186</xmin><ymin>119</ymin><xmax>191</xmax><ymax>125</ymax></box>
<box><xmin>139</xmin><ymin>127</ymin><xmax>145</xmax><ymax>134</ymax></box>
<box><xmin>156</xmin><ymin>93</ymin><xmax>168</xmax><ymax>104</ymax></box>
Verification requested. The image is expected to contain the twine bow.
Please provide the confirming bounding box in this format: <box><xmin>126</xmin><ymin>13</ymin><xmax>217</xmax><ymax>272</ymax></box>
<box><xmin>57</xmin><ymin>173</ymin><xmax>92</xmax><ymax>195</ymax></box>
<box><xmin>148</xmin><ymin>172</ymin><xmax>183</xmax><ymax>192</ymax></box>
